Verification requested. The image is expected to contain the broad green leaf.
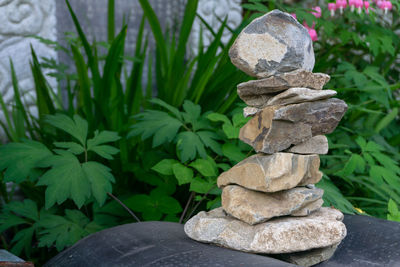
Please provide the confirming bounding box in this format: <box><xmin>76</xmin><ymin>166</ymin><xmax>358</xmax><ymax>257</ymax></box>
<box><xmin>207</xmin><ymin>112</ymin><xmax>230</xmax><ymax>124</ymax></box>
<box><xmin>337</xmin><ymin>153</ymin><xmax>365</xmax><ymax>176</ymax></box>
<box><xmin>369</xmin><ymin>165</ymin><xmax>385</xmax><ymax>185</ymax></box>
<box><xmin>222</xmin><ymin>143</ymin><xmax>246</xmax><ymax>163</ymax></box>
<box><xmin>375</xmin><ymin>108</ymin><xmax>398</xmax><ymax>133</ymax></box>
<box><xmin>232</xmin><ymin>112</ymin><xmax>250</xmax><ymax>128</ymax></box>
<box><xmin>87</xmin><ymin>130</ymin><xmax>120</xmax><ymax>149</ymax></box>
<box><xmin>317</xmin><ymin>176</ymin><xmax>355</xmax><ymax>214</ymax></box>
<box><xmin>172</xmin><ymin>163</ymin><xmax>193</xmax><ymax>185</ymax></box>
<box><xmin>0</xmin><ymin>140</ymin><xmax>52</xmax><ymax>183</ymax></box>
<box><xmin>46</xmin><ymin>114</ymin><xmax>88</xmax><ymax>146</ymax></box>
<box><xmin>197</xmin><ymin>131</ymin><xmax>222</xmax><ymax>155</ymax></box>
<box><xmin>190</xmin><ymin>178</ymin><xmax>214</xmax><ymax>194</ymax></box>
<box><xmin>387</xmin><ymin>199</ymin><xmax>400</xmax><ymax>222</ymax></box>
<box><xmin>11</xmin><ymin>227</ymin><xmax>35</xmax><ymax>256</ymax></box>
<box><xmin>129</xmin><ymin>110</ymin><xmax>183</xmax><ymax>147</ymax></box>
<box><xmin>151</xmin><ymin>189</ymin><xmax>182</xmax><ymax>214</ymax></box>
<box><xmin>82</xmin><ymin>162</ymin><xmax>115</xmax><ymax>206</ymax></box>
<box><xmin>88</xmin><ymin>145</ymin><xmax>119</xmax><ymax>160</ymax></box>
<box><xmin>54</xmin><ymin>142</ymin><xmax>85</xmax><ymax>155</ymax></box>
<box><xmin>149</xmin><ymin>98</ymin><xmax>183</xmax><ymax>120</ymax></box>
<box><xmin>176</xmin><ymin>132</ymin><xmax>207</xmax><ymax>162</ymax></box>
<box><xmin>152</xmin><ymin>159</ymin><xmax>179</xmax><ymax>175</ymax></box>
<box><xmin>189</xmin><ymin>158</ymin><xmax>217</xmax><ymax>177</ymax></box>
<box><xmin>38</xmin><ymin>210</ymin><xmax>100</xmax><ymax>251</ymax></box>
<box><xmin>222</xmin><ymin>123</ymin><xmax>239</xmax><ymax>139</ymax></box>
<box><xmin>38</xmin><ymin>151</ymin><xmax>91</xmax><ymax>209</ymax></box>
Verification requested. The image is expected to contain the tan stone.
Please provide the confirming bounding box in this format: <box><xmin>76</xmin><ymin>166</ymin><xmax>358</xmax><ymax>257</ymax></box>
<box><xmin>237</xmin><ymin>70</ymin><xmax>330</xmax><ymax>107</ymax></box>
<box><xmin>217</xmin><ymin>153</ymin><xmax>322</xmax><ymax>192</ymax></box>
<box><xmin>288</xmin><ymin>135</ymin><xmax>329</xmax><ymax>155</ymax></box>
<box><xmin>239</xmin><ymin>98</ymin><xmax>347</xmax><ymax>153</ymax></box>
<box><xmin>266</xmin><ymin>88</ymin><xmax>337</xmax><ymax>107</ymax></box>
<box><xmin>184</xmin><ymin>207</ymin><xmax>347</xmax><ymax>254</ymax></box>
<box><xmin>229</xmin><ymin>10</ymin><xmax>314</xmax><ymax>78</ymax></box>
<box><xmin>243</xmin><ymin>106</ymin><xmax>260</xmax><ymax>117</ymax></box>
<box><xmin>278</xmin><ymin>243</ymin><xmax>339</xmax><ymax>267</ymax></box>
<box><xmin>222</xmin><ymin>185</ymin><xmax>323</xmax><ymax>225</ymax></box>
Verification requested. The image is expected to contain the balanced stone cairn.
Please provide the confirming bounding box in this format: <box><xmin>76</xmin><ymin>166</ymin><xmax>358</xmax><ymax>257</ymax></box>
<box><xmin>184</xmin><ymin>10</ymin><xmax>348</xmax><ymax>267</ymax></box>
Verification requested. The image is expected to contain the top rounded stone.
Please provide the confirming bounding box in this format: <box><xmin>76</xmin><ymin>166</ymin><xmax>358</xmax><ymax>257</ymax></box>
<box><xmin>229</xmin><ymin>10</ymin><xmax>315</xmax><ymax>78</ymax></box>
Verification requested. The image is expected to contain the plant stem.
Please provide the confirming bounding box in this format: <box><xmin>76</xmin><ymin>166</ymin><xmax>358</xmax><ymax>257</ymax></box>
<box><xmin>107</xmin><ymin>192</ymin><xmax>141</xmax><ymax>222</ymax></box>
<box><xmin>179</xmin><ymin>191</ymin><xmax>195</xmax><ymax>224</ymax></box>
<box><xmin>185</xmin><ymin>186</ymin><xmax>216</xmax><ymax>222</ymax></box>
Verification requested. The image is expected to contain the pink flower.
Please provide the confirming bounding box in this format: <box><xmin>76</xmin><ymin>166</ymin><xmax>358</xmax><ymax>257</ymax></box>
<box><xmin>355</xmin><ymin>0</ymin><xmax>364</xmax><ymax>13</ymax></box>
<box><xmin>384</xmin><ymin>0</ymin><xmax>393</xmax><ymax>13</ymax></box>
<box><xmin>291</xmin><ymin>13</ymin><xmax>297</xmax><ymax>20</ymax></box>
<box><xmin>308</xmin><ymin>28</ymin><xmax>318</xmax><ymax>41</ymax></box>
<box><xmin>328</xmin><ymin>3</ymin><xmax>337</xmax><ymax>16</ymax></box>
<box><xmin>312</xmin><ymin>6</ymin><xmax>322</xmax><ymax>18</ymax></box>
<box><xmin>336</xmin><ymin>0</ymin><xmax>347</xmax><ymax>14</ymax></box>
<box><xmin>364</xmin><ymin>1</ymin><xmax>370</xmax><ymax>13</ymax></box>
<box><xmin>349</xmin><ymin>0</ymin><xmax>356</xmax><ymax>12</ymax></box>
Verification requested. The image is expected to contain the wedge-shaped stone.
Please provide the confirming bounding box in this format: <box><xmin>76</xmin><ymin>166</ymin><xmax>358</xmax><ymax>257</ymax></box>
<box><xmin>278</xmin><ymin>243</ymin><xmax>339</xmax><ymax>267</ymax></box>
<box><xmin>243</xmin><ymin>106</ymin><xmax>260</xmax><ymax>117</ymax></box>
<box><xmin>266</xmin><ymin>88</ymin><xmax>337</xmax><ymax>106</ymax></box>
<box><xmin>237</xmin><ymin>70</ymin><xmax>330</xmax><ymax>107</ymax></box>
<box><xmin>184</xmin><ymin>207</ymin><xmax>347</xmax><ymax>254</ymax></box>
<box><xmin>217</xmin><ymin>153</ymin><xmax>322</xmax><ymax>192</ymax></box>
<box><xmin>239</xmin><ymin>98</ymin><xmax>347</xmax><ymax>153</ymax></box>
<box><xmin>288</xmin><ymin>135</ymin><xmax>329</xmax><ymax>155</ymax></box>
<box><xmin>222</xmin><ymin>185</ymin><xmax>323</xmax><ymax>225</ymax></box>
<box><xmin>229</xmin><ymin>10</ymin><xmax>314</xmax><ymax>78</ymax></box>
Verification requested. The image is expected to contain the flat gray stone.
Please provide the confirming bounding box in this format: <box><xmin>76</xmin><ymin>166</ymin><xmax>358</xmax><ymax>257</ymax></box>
<box><xmin>222</xmin><ymin>185</ymin><xmax>323</xmax><ymax>225</ymax></box>
<box><xmin>288</xmin><ymin>135</ymin><xmax>329</xmax><ymax>155</ymax></box>
<box><xmin>278</xmin><ymin>244</ymin><xmax>339</xmax><ymax>267</ymax></box>
<box><xmin>229</xmin><ymin>10</ymin><xmax>314</xmax><ymax>78</ymax></box>
<box><xmin>217</xmin><ymin>153</ymin><xmax>322</xmax><ymax>193</ymax></box>
<box><xmin>184</xmin><ymin>207</ymin><xmax>347</xmax><ymax>254</ymax></box>
<box><xmin>237</xmin><ymin>70</ymin><xmax>330</xmax><ymax>107</ymax></box>
<box><xmin>239</xmin><ymin>98</ymin><xmax>347</xmax><ymax>153</ymax></box>
<box><xmin>266</xmin><ymin>88</ymin><xmax>337</xmax><ymax>107</ymax></box>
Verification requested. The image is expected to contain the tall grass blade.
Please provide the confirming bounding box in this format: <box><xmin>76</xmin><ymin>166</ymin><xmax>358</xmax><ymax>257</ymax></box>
<box><xmin>107</xmin><ymin>0</ymin><xmax>115</xmax><ymax>43</ymax></box>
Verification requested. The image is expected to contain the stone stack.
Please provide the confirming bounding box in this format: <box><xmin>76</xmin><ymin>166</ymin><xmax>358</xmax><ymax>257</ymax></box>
<box><xmin>184</xmin><ymin>10</ymin><xmax>348</xmax><ymax>267</ymax></box>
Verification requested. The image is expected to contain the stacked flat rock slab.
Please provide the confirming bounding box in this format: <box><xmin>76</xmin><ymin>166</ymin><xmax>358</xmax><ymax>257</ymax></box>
<box><xmin>185</xmin><ymin>9</ymin><xmax>348</xmax><ymax>267</ymax></box>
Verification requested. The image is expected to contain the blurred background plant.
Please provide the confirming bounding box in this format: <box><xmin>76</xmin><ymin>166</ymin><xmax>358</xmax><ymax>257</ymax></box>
<box><xmin>0</xmin><ymin>0</ymin><xmax>399</xmax><ymax>264</ymax></box>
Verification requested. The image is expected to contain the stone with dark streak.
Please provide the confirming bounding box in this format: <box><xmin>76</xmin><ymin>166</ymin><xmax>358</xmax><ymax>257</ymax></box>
<box><xmin>229</xmin><ymin>10</ymin><xmax>314</xmax><ymax>78</ymax></box>
<box><xmin>217</xmin><ymin>153</ymin><xmax>322</xmax><ymax>193</ymax></box>
<box><xmin>222</xmin><ymin>185</ymin><xmax>324</xmax><ymax>225</ymax></box>
<box><xmin>239</xmin><ymin>98</ymin><xmax>347</xmax><ymax>154</ymax></box>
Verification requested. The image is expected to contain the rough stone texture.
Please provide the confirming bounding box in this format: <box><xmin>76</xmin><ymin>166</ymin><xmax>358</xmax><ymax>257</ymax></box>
<box><xmin>222</xmin><ymin>185</ymin><xmax>323</xmax><ymax>225</ymax></box>
<box><xmin>229</xmin><ymin>10</ymin><xmax>314</xmax><ymax>78</ymax></box>
<box><xmin>243</xmin><ymin>106</ymin><xmax>260</xmax><ymax>117</ymax></box>
<box><xmin>239</xmin><ymin>98</ymin><xmax>347</xmax><ymax>153</ymax></box>
<box><xmin>291</xmin><ymin>199</ymin><xmax>324</xmax><ymax>217</ymax></box>
<box><xmin>266</xmin><ymin>88</ymin><xmax>337</xmax><ymax>107</ymax></box>
<box><xmin>237</xmin><ymin>70</ymin><xmax>330</xmax><ymax>107</ymax></box>
<box><xmin>288</xmin><ymin>135</ymin><xmax>329</xmax><ymax>155</ymax></box>
<box><xmin>217</xmin><ymin>153</ymin><xmax>322</xmax><ymax>192</ymax></box>
<box><xmin>184</xmin><ymin>207</ymin><xmax>346</xmax><ymax>254</ymax></box>
<box><xmin>0</xmin><ymin>0</ymin><xmax>57</xmax><ymax>140</ymax></box>
<box><xmin>278</xmin><ymin>243</ymin><xmax>339</xmax><ymax>267</ymax></box>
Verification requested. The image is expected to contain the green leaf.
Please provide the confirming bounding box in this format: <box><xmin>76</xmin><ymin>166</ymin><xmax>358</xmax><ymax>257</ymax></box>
<box><xmin>375</xmin><ymin>108</ymin><xmax>398</xmax><ymax>133</ymax></box>
<box><xmin>172</xmin><ymin>163</ymin><xmax>194</xmax><ymax>185</ymax></box>
<box><xmin>87</xmin><ymin>130</ymin><xmax>120</xmax><ymax>149</ymax></box>
<box><xmin>129</xmin><ymin>110</ymin><xmax>183</xmax><ymax>147</ymax></box>
<box><xmin>38</xmin><ymin>151</ymin><xmax>115</xmax><ymax>208</ymax></box>
<box><xmin>317</xmin><ymin>176</ymin><xmax>355</xmax><ymax>214</ymax></box>
<box><xmin>152</xmin><ymin>159</ymin><xmax>179</xmax><ymax>175</ymax></box>
<box><xmin>89</xmin><ymin>145</ymin><xmax>120</xmax><ymax>160</ymax></box>
<box><xmin>151</xmin><ymin>189</ymin><xmax>182</xmax><ymax>214</ymax></box>
<box><xmin>197</xmin><ymin>131</ymin><xmax>222</xmax><ymax>155</ymax></box>
<box><xmin>190</xmin><ymin>178</ymin><xmax>214</xmax><ymax>194</ymax></box>
<box><xmin>207</xmin><ymin>112</ymin><xmax>230</xmax><ymax>124</ymax></box>
<box><xmin>369</xmin><ymin>165</ymin><xmax>385</xmax><ymax>185</ymax></box>
<box><xmin>54</xmin><ymin>142</ymin><xmax>85</xmax><ymax>155</ymax></box>
<box><xmin>38</xmin><ymin>209</ymin><xmax>100</xmax><ymax>251</ymax></box>
<box><xmin>11</xmin><ymin>227</ymin><xmax>35</xmax><ymax>256</ymax></box>
<box><xmin>38</xmin><ymin>151</ymin><xmax>91</xmax><ymax>209</ymax></box>
<box><xmin>176</xmin><ymin>132</ymin><xmax>207</xmax><ymax>162</ymax></box>
<box><xmin>337</xmin><ymin>153</ymin><xmax>365</xmax><ymax>176</ymax></box>
<box><xmin>149</xmin><ymin>98</ymin><xmax>183</xmax><ymax>120</ymax></box>
<box><xmin>82</xmin><ymin>162</ymin><xmax>115</xmax><ymax>206</ymax></box>
<box><xmin>387</xmin><ymin>199</ymin><xmax>400</xmax><ymax>222</ymax></box>
<box><xmin>222</xmin><ymin>143</ymin><xmax>246</xmax><ymax>163</ymax></box>
<box><xmin>0</xmin><ymin>140</ymin><xmax>52</xmax><ymax>183</ymax></box>
<box><xmin>189</xmin><ymin>158</ymin><xmax>217</xmax><ymax>177</ymax></box>
<box><xmin>46</xmin><ymin>114</ymin><xmax>88</xmax><ymax>146</ymax></box>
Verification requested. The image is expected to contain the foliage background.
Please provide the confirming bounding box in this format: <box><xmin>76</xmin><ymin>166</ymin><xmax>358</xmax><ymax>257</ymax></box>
<box><xmin>0</xmin><ymin>0</ymin><xmax>399</xmax><ymax>265</ymax></box>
